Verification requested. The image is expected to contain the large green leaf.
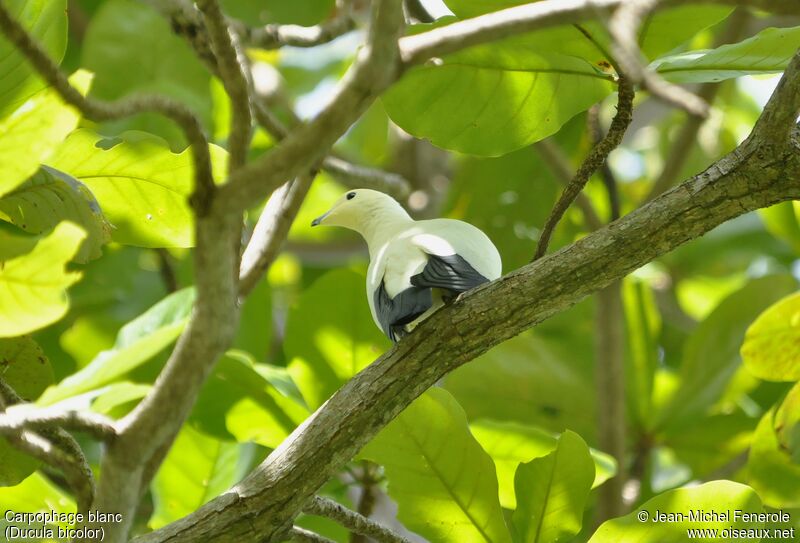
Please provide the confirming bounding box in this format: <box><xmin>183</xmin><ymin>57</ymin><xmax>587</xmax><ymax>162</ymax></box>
<box><xmin>150</xmin><ymin>425</ymin><xmax>241</xmax><ymax>529</ymax></box>
<box><xmin>589</xmin><ymin>481</ymin><xmax>763</xmax><ymax>542</ymax></box>
<box><xmin>38</xmin><ymin>288</ymin><xmax>195</xmax><ymax>405</ymax></box>
<box><xmin>0</xmin><ymin>166</ymin><xmax>111</xmax><ymax>262</ymax></box>
<box><xmin>362</xmin><ymin>388</ymin><xmax>512</xmax><ymax>543</ymax></box>
<box><xmin>443</xmin><ymin>333</ymin><xmax>596</xmax><ymax>439</ymax></box>
<box><xmin>658</xmin><ymin>275</ymin><xmax>797</xmax><ymax>429</ymax></box>
<box><xmin>747</xmin><ymin>400</ymin><xmax>800</xmax><ymax>508</ymax></box>
<box><xmin>0</xmin><ymin>71</ymin><xmax>91</xmax><ymax>196</ymax></box>
<box><xmin>287</xmin><ymin>269</ymin><xmax>390</xmax><ymax>409</ymax></box>
<box><xmin>655</xmin><ymin>26</ymin><xmax>800</xmax><ymax>84</ymax></box>
<box><xmin>622</xmin><ymin>278</ymin><xmax>660</xmax><ymax>430</ymax></box>
<box><xmin>0</xmin><ymin>221</ymin><xmax>85</xmax><ymax>337</ymax></box>
<box><xmin>0</xmin><ymin>0</ymin><xmax>67</xmax><ymax>120</ymax></box>
<box><xmin>471</xmin><ymin>420</ymin><xmax>615</xmax><ymax>509</ymax></box>
<box><xmin>48</xmin><ymin>130</ymin><xmax>226</xmax><ymax>248</ymax></box>
<box><xmin>191</xmin><ymin>351</ymin><xmax>308</xmax><ymax>447</ymax></box>
<box><xmin>81</xmin><ymin>0</ymin><xmax>212</xmax><ymax>143</ymax></box>
<box><xmin>741</xmin><ymin>291</ymin><xmax>800</xmax><ymax>382</ymax></box>
<box><xmin>512</xmin><ymin>430</ymin><xmax>594</xmax><ymax>543</ymax></box>
<box><xmin>0</xmin><ymin>336</ymin><xmax>54</xmax><ymax>486</ymax></box>
<box><xmin>383</xmin><ymin>49</ymin><xmax>613</xmax><ymax>156</ymax></box>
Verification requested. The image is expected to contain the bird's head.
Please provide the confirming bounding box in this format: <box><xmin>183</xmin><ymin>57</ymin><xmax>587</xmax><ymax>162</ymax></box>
<box><xmin>311</xmin><ymin>189</ymin><xmax>409</xmax><ymax>233</ymax></box>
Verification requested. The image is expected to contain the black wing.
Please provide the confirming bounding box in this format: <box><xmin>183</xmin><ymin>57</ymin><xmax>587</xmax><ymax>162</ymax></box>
<box><xmin>410</xmin><ymin>253</ymin><xmax>489</xmax><ymax>298</ymax></box>
<box><xmin>373</xmin><ymin>281</ymin><xmax>433</xmax><ymax>342</ymax></box>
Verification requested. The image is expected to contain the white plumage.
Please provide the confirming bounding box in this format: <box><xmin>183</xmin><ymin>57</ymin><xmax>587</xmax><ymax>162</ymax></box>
<box><xmin>311</xmin><ymin>189</ymin><xmax>502</xmax><ymax>341</ymax></box>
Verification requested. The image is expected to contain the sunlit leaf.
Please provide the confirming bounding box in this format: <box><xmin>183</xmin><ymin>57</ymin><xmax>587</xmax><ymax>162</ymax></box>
<box><xmin>0</xmin><ymin>221</ymin><xmax>85</xmax><ymax>337</ymax></box>
<box><xmin>0</xmin><ymin>473</ymin><xmax>74</xmax><ymax>530</ymax></box>
<box><xmin>0</xmin><ymin>166</ymin><xmax>112</xmax><ymax>262</ymax></box>
<box><xmin>0</xmin><ymin>0</ymin><xmax>67</xmax><ymax>120</ymax></box>
<box><xmin>471</xmin><ymin>419</ymin><xmax>615</xmax><ymax>509</ymax></box>
<box><xmin>741</xmin><ymin>291</ymin><xmax>800</xmax><ymax>382</ymax></box>
<box><xmin>658</xmin><ymin>275</ymin><xmax>797</xmax><ymax>429</ymax></box>
<box><xmin>0</xmin><ymin>336</ymin><xmax>54</xmax><ymax>486</ymax></box>
<box><xmin>655</xmin><ymin>26</ymin><xmax>800</xmax><ymax>84</ymax></box>
<box><xmin>191</xmin><ymin>351</ymin><xmax>308</xmax><ymax>446</ymax></box>
<box><xmin>48</xmin><ymin>129</ymin><xmax>227</xmax><ymax>248</ymax></box>
<box><xmin>287</xmin><ymin>269</ymin><xmax>389</xmax><ymax>409</ymax></box>
<box><xmin>81</xmin><ymin>0</ymin><xmax>212</xmax><ymax>143</ymax></box>
<box><xmin>0</xmin><ymin>71</ymin><xmax>91</xmax><ymax>196</ymax></box>
<box><xmin>150</xmin><ymin>425</ymin><xmax>241</xmax><ymax>529</ymax></box>
<box><xmin>361</xmin><ymin>388</ymin><xmax>512</xmax><ymax>543</ymax></box>
<box><xmin>589</xmin><ymin>481</ymin><xmax>763</xmax><ymax>542</ymax></box>
<box><xmin>512</xmin><ymin>430</ymin><xmax>594</xmax><ymax>543</ymax></box>
<box><xmin>748</xmin><ymin>402</ymin><xmax>800</xmax><ymax>508</ymax></box>
<box><xmin>38</xmin><ymin>288</ymin><xmax>195</xmax><ymax>405</ymax></box>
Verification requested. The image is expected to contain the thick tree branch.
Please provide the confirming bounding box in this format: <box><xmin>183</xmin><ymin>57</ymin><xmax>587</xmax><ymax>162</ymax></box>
<box><xmin>534</xmin><ymin>78</ymin><xmax>634</xmax><ymax>260</ymax></box>
<box><xmin>304</xmin><ymin>496</ymin><xmax>412</xmax><ymax>543</ymax></box>
<box><xmin>135</xmin><ymin>51</ymin><xmax>800</xmax><ymax>543</ymax></box>
<box><xmin>239</xmin><ymin>173</ymin><xmax>315</xmax><ymax>296</ymax></box>
<box><xmin>195</xmin><ymin>0</ymin><xmax>252</xmax><ymax>171</ymax></box>
<box><xmin>0</xmin><ymin>0</ymin><xmax>215</xmax><ymax>211</ymax></box>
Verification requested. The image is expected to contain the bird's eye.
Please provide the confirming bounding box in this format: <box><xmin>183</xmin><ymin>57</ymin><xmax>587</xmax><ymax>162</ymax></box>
<box><xmin>346</xmin><ymin>192</ymin><xmax>356</xmax><ymax>200</ymax></box>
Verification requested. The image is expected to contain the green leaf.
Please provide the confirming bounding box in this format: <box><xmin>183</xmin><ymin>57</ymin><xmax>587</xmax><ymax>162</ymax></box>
<box><xmin>48</xmin><ymin>130</ymin><xmax>227</xmax><ymax>248</ymax></box>
<box><xmin>383</xmin><ymin>48</ymin><xmax>613</xmax><ymax>156</ymax></box>
<box><xmin>0</xmin><ymin>221</ymin><xmax>85</xmax><ymax>337</ymax></box>
<box><xmin>0</xmin><ymin>222</ymin><xmax>38</xmax><ymax>261</ymax></box>
<box><xmin>81</xmin><ymin>0</ymin><xmax>212</xmax><ymax>143</ymax></box>
<box><xmin>150</xmin><ymin>425</ymin><xmax>241</xmax><ymax>529</ymax></box>
<box><xmin>747</xmin><ymin>401</ymin><xmax>800</xmax><ymax>508</ymax></box>
<box><xmin>287</xmin><ymin>269</ymin><xmax>390</xmax><ymax>409</ymax></box>
<box><xmin>760</xmin><ymin>201</ymin><xmax>800</xmax><ymax>255</ymax></box>
<box><xmin>471</xmin><ymin>420</ymin><xmax>615</xmax><ymax>509</ymax></box>
<box><xmin>655</xmin><ymin>26</ymin><xmax>800</xmax><ymax>84</ymax></box>
<box><xmin>511</xmin><ymin>430</ymin><xmax>594</xmax><ymax>543</ymax></box>
<box><xmin>0</xmin><ymin>336</ymin><xmax>54</xmax><ymax>486</ymax></box>
<box><xmin>658</xmin><ymin>275</ymin><xmax>797</xmax><ymax>429</ymax></box>
<box><xmin>589</xmin><ymin>481</ymin><xmax>763</xmax><ymax>542</ymax></box>
<box><xmin>191</xmin><ymin>351</ymin><xmax>308</xmax><ymax>446</ymax></box>
<box><xmin>0</xmin><ymin>70</ymin><xmax>92</xmax><ymax>197</ymax></box>
<box><xmin>0</xmin><ymin>166</ymin><xmax>112</xmax><ymax>262</ymax></box>
<box><xmin>0</xmin><ymin>473</ymin><xmax>74</xmax><ymax>529</ymax></box>
<box><xmin>362</xmin><ymin>388</ymin><xmax>511</xmax><ymax>543</ymax></box>
<box><xmin>38</xmin><ymin>288</ymin><xmax>195</xmax><ymax>405</ymax></box>
<box><xmin>91</xmin><ymin>381</ymin><xmax>151</xmax><ymax>419</ymax></box>
<box><xmin>622</xmin><ymin>278</ymin><xmax>660</xmax><ymax>429</ymax></box>
<box><xmin>0</xmin><ymin>0</ymin><xmax>67</xmax><ymax>120</ymax></box>
<box><xmin>443</xmin><ymin>333</ymin><xmax>596</xmax><ymax>439</ymax></box>
<box><xmin>741</xmin><ymin>291</ymin><xmax>800</xmax><ymax>382</ymax></box>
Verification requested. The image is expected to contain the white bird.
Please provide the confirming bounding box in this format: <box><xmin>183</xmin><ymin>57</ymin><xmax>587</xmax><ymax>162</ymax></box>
<box><xmin>311</xmin><ymin>189</ymin><xmax>502</xmax><ymax>342</ymax></box>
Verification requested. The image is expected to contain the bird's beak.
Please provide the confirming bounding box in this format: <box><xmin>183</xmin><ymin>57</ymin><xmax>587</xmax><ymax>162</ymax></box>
<box><xmin>311</xmin><ymin>210</ymin><xmax>330</xmax><ymax>227</ymax></box>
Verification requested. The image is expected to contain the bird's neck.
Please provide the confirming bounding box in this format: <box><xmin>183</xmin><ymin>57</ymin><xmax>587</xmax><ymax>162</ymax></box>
<box><xmin>357</xmin><ymin>207</ymin><xmax>413</xmax><ymax>257</ymax></box>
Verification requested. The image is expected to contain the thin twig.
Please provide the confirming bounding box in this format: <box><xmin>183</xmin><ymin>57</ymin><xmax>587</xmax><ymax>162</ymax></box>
<box><xmin>0</xmin><ymin>405</ymin><xmax>118</xmax><ymax>442</ymax></box>
<box><xmin>237</xmin><ymin>1</ymin><xmax>356</xmax><ymax>50</ymax></box>
<box><xmin>534</xmin><ymin>77</ymin><xmax>635</xmax><ymax>260</ymax></box>
<box><xmin>609</xmin><ymin>0</ymin><xmax>708</xmax><ymax>117</ymax></box>
<box><xmin>323</xmin><ymin>156</ymin><xmax>410</xmax><ymax>198</ymax></box>
<box><xmin>195</xmin><ymin>0</ymin><xmax>252</xmax><ymax>171</ymax></box>
<box><xmin>304</xmin><ymin>496</ymin><xmax>412</xmax><ymax>543</ymax></box>
<box><xmin>239</xmin><ymin>173</ymin><xmax>315</xmax><ymax>296</ymax></box>
<box><xmin>534</xmin><ymin>140</ymin><xmax>604</xmax><ymax>230</ymax></box>
<box><xmin>290</xmin><ymin>526</ymin><xmax>337</xmax><ymax>543</ymax></box>
<box><xmin>588</xmin><ymin>105</ymin><xmax>621</xmax><ymax>221</ymax></box>
<box><xmin>0</xmin><ymin>0</ymin><xmax>215</xmax><ymax>212</ymax></box>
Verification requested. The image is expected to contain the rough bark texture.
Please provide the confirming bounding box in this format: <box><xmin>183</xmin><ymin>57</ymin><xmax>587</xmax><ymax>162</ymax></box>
<box><xmin>135</xmin><ymin>119</ymin><xmax>800</xmax><ymax>541</ymax></box>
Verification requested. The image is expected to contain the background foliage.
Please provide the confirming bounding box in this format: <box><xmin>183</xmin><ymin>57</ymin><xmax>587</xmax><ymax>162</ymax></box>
<box><xmin>1</xmin><ymin>0</ymin><xmax>800</xmax><ymax>541</ymax></box>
